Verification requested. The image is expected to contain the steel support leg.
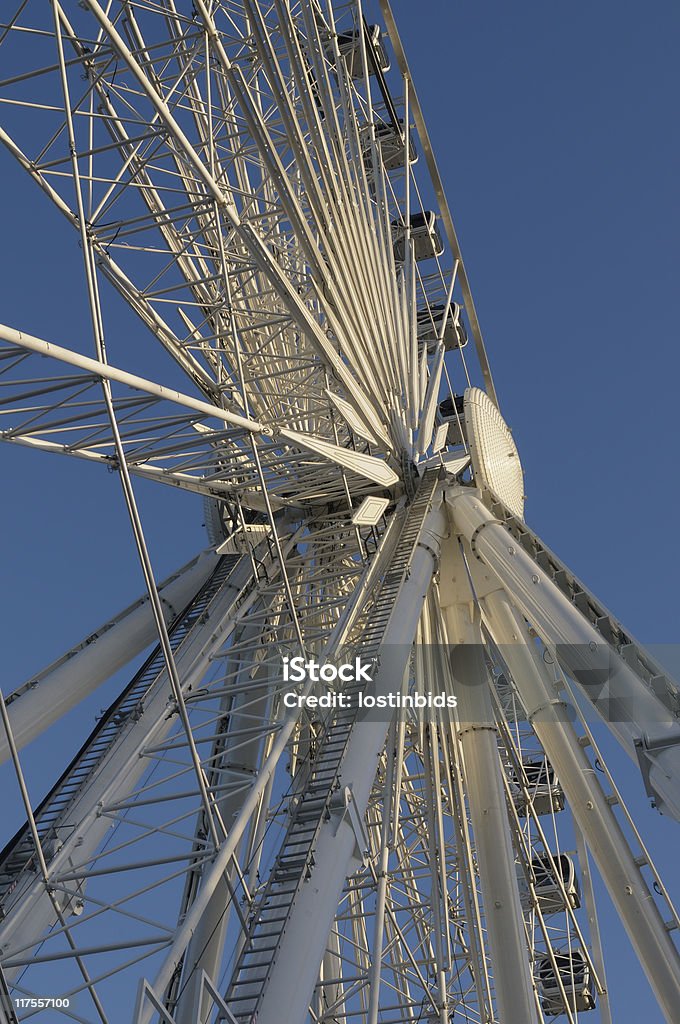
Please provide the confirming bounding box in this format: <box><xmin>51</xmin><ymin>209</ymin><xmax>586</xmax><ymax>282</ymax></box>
<box><xmin>244</xmin><ymin>504</ymin><xmax>447</xmax><ymax>1024</ymax></box>
<box><xmin>0</xmin><ymin>551</ymin><xmax>218</xmax><ymax>763</ymax></box>
<box><xmin>440</xmin><ymin>592</ymin><xmax>539</xmax><ymax>1024</ymax></box>
<box><xmin>482</xmin><ymin>585</ymin><xmax>680</xmax><ymax>1023</ymax></box>
<box><xmin>448</xmin><ymin>487</ymin><xmax>680</xmax><ymax>820</ymax></box>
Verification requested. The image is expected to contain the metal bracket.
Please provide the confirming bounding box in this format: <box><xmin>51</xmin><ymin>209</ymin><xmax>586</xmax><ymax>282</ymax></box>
<box><xmin>134</xmin><ymin>980</ymin><xmax>179</xmax><ymax>1024</ymax></box>
<box><xmin>200</xmin><ymin>971</ymin><xmax>240</xmax><ymax>1024</ymax></box>
<box><xmin>329</xmin><ymin>785</ymin><xmax>369</xmax><ymax>863</ymax></box>
<box><xmin>134</xmin><ymin>973</ymin><xmax>239</xmax><ymax>1024</ymax></box>
<box><xmin>634</xmin><ymin>733</ymin><xmax>680</xmax><ymax>812</ymax></box>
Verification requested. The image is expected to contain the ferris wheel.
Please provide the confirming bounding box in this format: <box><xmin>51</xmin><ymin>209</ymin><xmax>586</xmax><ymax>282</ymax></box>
<box><xmin>0</xmin><ymin>3</ymin><xmax>679</xmax><ymax>1024</ymax></box>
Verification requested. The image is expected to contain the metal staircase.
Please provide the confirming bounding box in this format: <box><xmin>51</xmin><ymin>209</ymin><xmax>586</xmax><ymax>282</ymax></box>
<box><xmin>0</xmin><ymin>554</ymin><xmax>243</xmax><ymax>913</ymax></box>
<box><xmin>224</xmin><ymin>471</ymin><xmax>440</xmax><ymax>1022</ymax></box>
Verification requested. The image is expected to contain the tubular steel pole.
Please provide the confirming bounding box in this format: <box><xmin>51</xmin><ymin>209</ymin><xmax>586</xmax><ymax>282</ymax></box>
<box><xmin>481</xmin><ymin>584</ymin><xmax>680</xmax><ymax>1023</ymax></box>
<box><xmin>0</xmin><ymin>553</ymin><xmax>218</xmax><ymax>763</ymax></box>
<box><xmin>249</xmin><ymin>506</ymin><xmax>447</xmax><ymax>1024</ymax></box>
<box><xmin>438</xmin><ymin>548</ymin><xmax>539</xmax><ymax>1024</ymax></box>
<box><xmin>448</xmin><ymin>488</ymin><xmax>680</xmax><ymax>821</ymax></box>
<box><xmin>0</xmin><ymin>323</ymin><xmax>263</xmax><ymax>434</ymax></box>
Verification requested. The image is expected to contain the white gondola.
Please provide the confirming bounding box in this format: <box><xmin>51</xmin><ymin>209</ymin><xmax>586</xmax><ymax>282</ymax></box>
<box><xmin>518</xmin><ymin>853</ymin><xmax>581</xmax><ymax>915</ymax></box>
<box><xmin>392</xmin><ymin>211</ymin><xmax>444</xmax><ymax>263</ymax></box>
<box><xmin>538</xmin><ymin>952</ymin><xmax>596</xmax><ymax>1014</ymax></box>
<box><xmin>335</xmin><ymin>24</ymin><xmax>390</xmax><ymax>78</ymax></box>
<box><xmin>366</xmin><ymin>119</ymin><xmax>418</xmax><ymax>171</ymax></box>
<box><xmin>417</xmin><ymin>301</ymin><xmax>468</xmax><ymax>352</ymax></box>
<box><xmin>511</xmin><ymin>757</ymin><xmax>565</xmax><ymax>816</ymax></box>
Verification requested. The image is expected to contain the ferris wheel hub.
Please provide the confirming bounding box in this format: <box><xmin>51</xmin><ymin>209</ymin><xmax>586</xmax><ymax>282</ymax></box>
<box><xmin>464</xmin><ymin>387</ymin><xmax>525</xmax><ymax>518</ymax></box>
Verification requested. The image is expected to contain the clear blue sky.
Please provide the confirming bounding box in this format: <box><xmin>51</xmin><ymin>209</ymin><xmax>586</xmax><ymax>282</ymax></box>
<box><xmin>1</xmin><ymin>1</ymin><xmax>679</xmax><ymax>1021</ymax></box>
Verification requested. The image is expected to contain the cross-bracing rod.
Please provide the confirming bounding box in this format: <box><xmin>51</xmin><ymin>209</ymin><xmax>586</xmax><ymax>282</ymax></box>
<box><xmin>173</xmin><ymin>616</ymin><xmax>275</xmax><ymax>1023</ymax></box>
<box><xmin>0</xmin><ymin>324</ymin><xmax>263</xmax><ymax>434</ymax></box>
<box><xmin>0</xmin><ymin>555</ymin><xmax>257</xmax><ymax>977</ymax></box>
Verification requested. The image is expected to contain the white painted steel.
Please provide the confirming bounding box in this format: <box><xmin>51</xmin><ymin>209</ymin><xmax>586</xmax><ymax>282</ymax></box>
<box><xmin>0</xmin><ymin>3</ymin><xmax>678</xmax><ymax>1021</ymax></box>
<box><xmin>133</xmin><ymin>507</ymin><xmax>413</xmax><ymax>1022</ymax></box>
<box><xmin>416</xmin><ymin>342</ymin><xmax>445</xmax><ymax>455</ymax></box>
<box><xmin>0</xmin><ymin>325</ymin><xmax>263</xmax><ymax>433</ymax></box>
<box><xmin>448</xmin><ymin>487</ymin><xmax>680</xmax><ymax>820</ymax></box>
<box><xmin>279</xmin><ymin>428</ymin><xmax>399</xmax><ymax>486</ymax></box>
<box><xmin>0</xmin><ymin>551</ymin><xmax>218</xmax><ymax>764</ymax></box>
<box><xmin>378</xmin><ymin>0</ymin><xmax>498</xmax><ymax>407</ymax></box>
<box><xmin>482</xmin><ymin>586</ymin><xmax>680</xmax><ymax>1023</ymax></box>
<box><xmin>0</xmin><ymin>557</ymin><xmax>257</xmax><ymax>979</ymax></box>
<box><xmin>174</xmin><ymin>622</ymin><xmax>273</xmax><ymax>1024</ymax></box>
<box><xmin>248</xmin><ymin>502</ymin><xmax>447</xmax><ymax>1024</ymax></box>
<box><xmin>439</xmin><ymin>542</ymin><xmax>539</xmax><ymax>1024</ymax></box>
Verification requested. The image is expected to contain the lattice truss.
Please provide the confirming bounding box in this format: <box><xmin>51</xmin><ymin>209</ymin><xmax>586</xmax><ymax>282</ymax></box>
<box><xmin>0</xmin><ymin>509</ymin><xmax>379</xmax><ymax>1012</ymax></box>
<box><xmin>0</xmin><ymin>4</ymin><xmax>679</xmax><ymax>1024</ymax></box>
<box><xmin>0</xmin><ymin>0</ymin><xmax>469</xmax><ymax>505</ymax></box>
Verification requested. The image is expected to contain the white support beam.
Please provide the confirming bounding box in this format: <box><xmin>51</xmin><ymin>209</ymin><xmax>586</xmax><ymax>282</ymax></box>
<box><xmin>247</xmin><ymin>502</ymin><xmax>447</xmax><ymax>1024</ymax></box>
<box><xmin>448</xmin><ymin>487</ymin><xmax>680</xmax><ymax>821</ymax></box>
<box><xmin>482</xmin><ymin>585</ymin><xmax>680</xmax><ymax>1024</ymax></box>
<box><xmin>0</xmin><ymin>557</ymin><xmax>256</xmax><ymax>976</ymax></box>
<box><xmin>174</xmin><ymin>622</ymin><xmax>273</xmax><ymax>1024</ymax></box>
<box><xmin>0</xmin><ymin>324</ymin><xmax>263</xmax><ymax>434</ymax></box>
<box><xmin>0</xmin><ymin>550</ymin><xmax>218</xmax><ymax>764</ymax></box>
<box><xmin>439</xmin><ymin>541</ymin><xmax>539</xmax><ymax>1024</ymax></box>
